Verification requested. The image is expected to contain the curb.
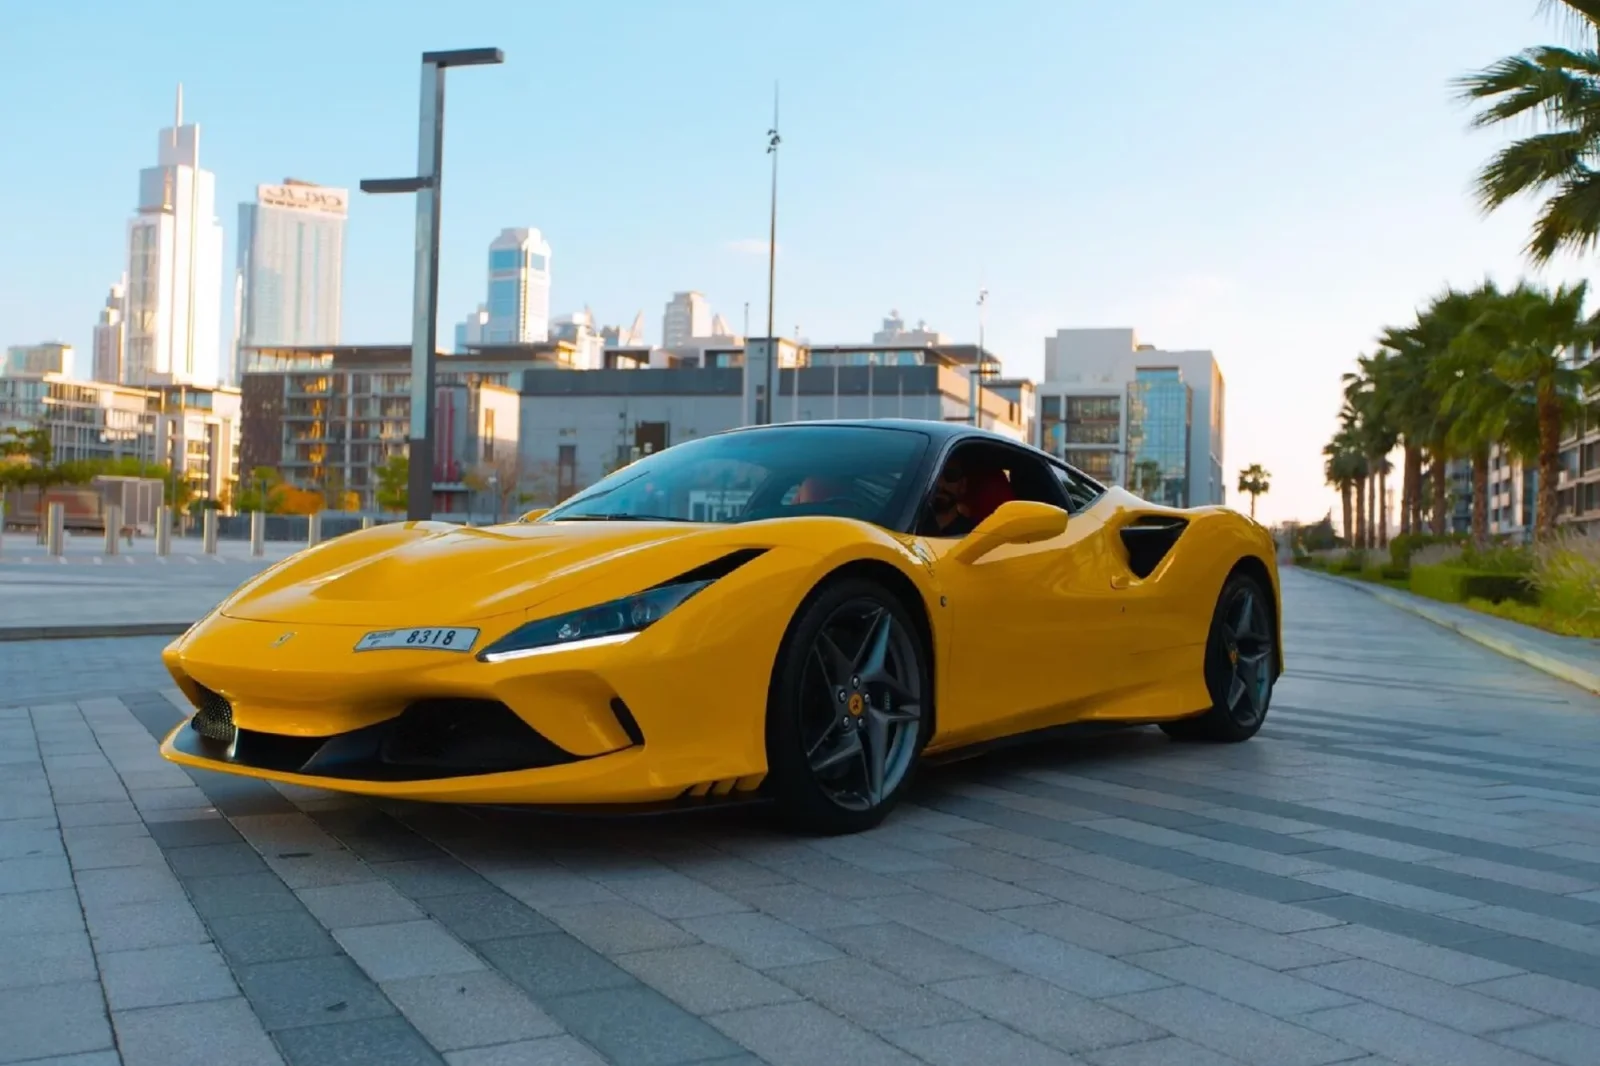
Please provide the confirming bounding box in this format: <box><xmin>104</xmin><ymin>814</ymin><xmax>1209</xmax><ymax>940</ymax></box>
<box><xmin>1295</xmin><ymin>567</ymin><xmax>1600</xmax><ymax>697</ymax></box>
<box><xmin>0</xmin><ymin>622</ymin><xmax>192</xmax><ymax>642</ymax></box>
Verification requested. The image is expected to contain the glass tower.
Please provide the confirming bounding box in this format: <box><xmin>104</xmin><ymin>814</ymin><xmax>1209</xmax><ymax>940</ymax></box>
<box><xmin>233</xmin><ymin>180</ymin><xmax>347</xmax><ymax>383</ymax></box>
<box><xmin>1127</xmin><ymin>368</ymin><xmax>1192</xmax><ymax>506</ymax></box>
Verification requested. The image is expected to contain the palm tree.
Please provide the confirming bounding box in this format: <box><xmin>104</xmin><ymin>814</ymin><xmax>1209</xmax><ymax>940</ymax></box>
<box><xmin>1236</xmin><ymin>464</ymin><xmax>1271</xmax><ymax>520</ymax></box>
<box><xmin>1456</xmin><ymin>1</ymin><xmax>1600</xmax><ymax>265</ymax></box>
<box><xmin>1471</xmin><ymin>280</ymin><xmax>1600</xmax><ymax>538</ymax></box>
<box><xmin>1323</xmin><ymin>432</ymin><xmax>1363</xmax><ymax>547</ymax></box>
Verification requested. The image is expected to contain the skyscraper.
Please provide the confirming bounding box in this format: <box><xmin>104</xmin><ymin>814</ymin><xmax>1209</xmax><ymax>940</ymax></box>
<box><xmin>232</xmin><ymin>179</ymin><xmax>347</xmax><ymax>382</ymax></box>
<box><xmin>485</xmin><ymin>228</ymin><xmax>551</xmax><ymax>344</ymax></box>
<box><xmin>93</xmin><ymin>279</ymin><xmax>127</xmax><ymax>383</ymax></box>
<box><xmin>662</xmin><ymin>291</ymin><xmax>711</xmax><ymax>348</ymax></box>
<box><xmin>123</xmin><ymin>86</ymin><xmax>225</xmax><ymax>387</ymax></box>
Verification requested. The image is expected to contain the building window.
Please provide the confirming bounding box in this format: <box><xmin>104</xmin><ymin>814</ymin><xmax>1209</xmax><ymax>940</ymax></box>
<box><xmin>483</xmin><ymin>409</ymin><xmax>495</xmax><ymax>462</ymax></box>
<box><xmin>558</xmin><ymin>444</ymin><xmax>576</xmax><ymax>496</ymax></box>
<box><xmin>1127</xmin><ymin>369</ymin><xmax>1190</xmax><ymax>506</ymax></box>
<box><xmin>1066</xmin><ymin>396</ymin><xmax>1120</xmax><ymax>445</ymax></box>
<box><xmin>528</xmin><ymin>252</ymin><xmax>547</xmax><ymax>272</ymax></box>
<box><xmin>488</xmin><ymin>279</ymin><xmax>519</xmax><ymax>317</ymax></box>
<box><xmin>489</xmin><ymin>249</ymin><xmax>520</xmax><ymax>272</ymax></box>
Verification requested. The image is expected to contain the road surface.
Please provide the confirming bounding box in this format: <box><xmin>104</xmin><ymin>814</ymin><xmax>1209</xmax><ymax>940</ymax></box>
<box><xmin>3</xmin><ymin>569</ymin><xmax>1599</xmax><ymax>1066</ymax></box>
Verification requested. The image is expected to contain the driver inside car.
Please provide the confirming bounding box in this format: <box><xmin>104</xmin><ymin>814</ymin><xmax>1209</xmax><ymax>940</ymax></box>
<box><xmin>927</xmin><ymin>457</ymin><xmax>977</xmax><ymax>537</ymax></box>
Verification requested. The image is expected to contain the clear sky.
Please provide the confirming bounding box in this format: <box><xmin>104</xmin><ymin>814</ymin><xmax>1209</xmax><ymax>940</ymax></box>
<box><xmin>3</xmin><ymin>0</ymin><xmax>1591</xmax><ymax>526</ymax></box>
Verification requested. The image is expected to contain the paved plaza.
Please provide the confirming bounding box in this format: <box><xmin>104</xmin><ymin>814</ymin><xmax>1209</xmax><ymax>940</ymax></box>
<box><xmin>4</xmin><ymin>569</ymin><xmax>1600</xmax><ymax>1065</ymax></box>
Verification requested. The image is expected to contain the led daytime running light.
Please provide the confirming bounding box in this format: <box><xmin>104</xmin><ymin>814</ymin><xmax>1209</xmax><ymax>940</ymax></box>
<box><xmin>478</xmin><ymin>579</ymin><xmax>711</xmax><ymax>662</ymax></box>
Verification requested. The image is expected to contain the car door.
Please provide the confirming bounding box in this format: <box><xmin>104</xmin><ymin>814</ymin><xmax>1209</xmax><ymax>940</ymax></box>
<box><xmin>922</xmin><ymin>447</ymin><xmax>1138</xmax><ymax>751</ymax></box>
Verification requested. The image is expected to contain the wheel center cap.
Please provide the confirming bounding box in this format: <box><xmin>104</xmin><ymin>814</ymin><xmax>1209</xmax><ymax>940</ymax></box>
<box><xmin>847</xmin><ymin>693</ymin><xmax>865</xmax><ymax>717</ymax></box>
<box><xmin>1228</xmin><ymin>646</ymin><xmax>1239</xmax><ymax>665</ymax></box>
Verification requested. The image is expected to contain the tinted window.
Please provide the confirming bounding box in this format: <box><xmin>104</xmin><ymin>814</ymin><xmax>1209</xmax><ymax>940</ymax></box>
<box><xmin>541</xmin><ymin>426</ymin><xmax>930</xmax><ymax>528</ymax></box>
<box><xmin>1053</xmin><ymin>463</ymin><xmax>1104</xmax><ymax>511</ymax></box>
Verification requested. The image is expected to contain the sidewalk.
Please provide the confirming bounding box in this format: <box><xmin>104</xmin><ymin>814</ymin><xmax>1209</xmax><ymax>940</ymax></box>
<box><xmin>0</xmin><ymin>543</ymin><xmax>290</xmax><ymax>639</ymax></box>
<box><xmin>1299</xmin><ymin>566</ymin><xmax>1600</xmax><ymax>696</ymax></box>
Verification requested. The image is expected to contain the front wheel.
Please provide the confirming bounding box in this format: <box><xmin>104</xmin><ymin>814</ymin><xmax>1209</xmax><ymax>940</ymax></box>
<box><xmin>1161</xmin><ymin>572</ymin><xmax>1276</xmax><ymax>743</ymax></box>
<box><xmin>765</xmin><ymin>578</ymin><xmax>931</xmax><ymax>834</ymax></box>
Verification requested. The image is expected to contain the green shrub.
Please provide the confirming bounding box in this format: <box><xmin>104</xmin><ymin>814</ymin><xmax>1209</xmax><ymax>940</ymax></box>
<box><xmin>1411</xmin><ymin>564</ymin><xmax>1537</xmax><ymax>605</ymax></box>
<box><xmin>1380</xmin><ymin>565</ymin><xmax>1408</xmax><ymax>581</ymax></box>
<box><xmin>1460</xmin><ymin>541</ymin><xmax>1534</xmax><ymax>575</ymax></box>
<box><xmin>1336</xmin><ymin>550</ymin><xmax>1366</xmax><ymax>573</ymax></box>
<box><xmin>1530</xmin><ymin>531</ymin><xmax>1600</xmax><ymax>624</ymax></box>
<box><xmin>1389</xmin><ymin>532</ymin><xmax>1466</xmax><ymax>570</ymax></box>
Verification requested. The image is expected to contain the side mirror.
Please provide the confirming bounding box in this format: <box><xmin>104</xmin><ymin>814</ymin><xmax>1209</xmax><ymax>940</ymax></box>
<box><xmin>948</xmin><ymin>500</ymin><xmax>1068</xmax><ymax>564</ymax></box>
<box><xmin>517</xmin><ymin>508</ymin><xmax>549</xmax><ymax>523</ymax></box>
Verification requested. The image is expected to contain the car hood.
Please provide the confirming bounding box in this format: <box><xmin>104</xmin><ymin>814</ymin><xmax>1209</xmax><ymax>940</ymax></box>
<box><xmin>219</xmin><ymin>519</ymin><xmax>721</xmax><ymax>627</ymax></box>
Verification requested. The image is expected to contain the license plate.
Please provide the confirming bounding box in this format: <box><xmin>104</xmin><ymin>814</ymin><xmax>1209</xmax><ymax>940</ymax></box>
<box><xmin>354</xmin><ymin>627</ymin><xmax>480</xmax><ymax>653</ymax></box>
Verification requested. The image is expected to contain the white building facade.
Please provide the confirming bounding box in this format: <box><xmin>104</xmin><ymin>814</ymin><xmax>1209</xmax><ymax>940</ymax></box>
<box><xmin>1037</xmin><ymin>328</ymin><xmax>1226</xmax><ymax>507</ymax></box>
<box><xmin>124</xmin><ymin>88</ymin><xmax>225</xmax><ymax>389</ymax></box>
<box><xmin>93</xmin><ymin>280</ymin><xmax>126</xmax><ymax>384</ymax></box>
<box><xmin>485</xmin><ymin>228</ymin><xmax>552</xmax><ymax>344</ymax></box>
<box><xmin>662</xmin><ymin>292</ymin><xmax>711</xmax><ymax>348</ymax></box>
<box><xmin>3</xmin><ymin>343</ymin><xmax>72</xmax><ymax>378</ymax></box>
<box><xmin>233</xmin><ymin>180</ymin><xmax>347</xmax><ymax>384</ymax></box>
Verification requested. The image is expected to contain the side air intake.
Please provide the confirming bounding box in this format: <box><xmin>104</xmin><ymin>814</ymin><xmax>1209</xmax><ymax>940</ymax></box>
<box><xmin>1119</xmin><ymin>515</ymin><xmax>1190</xmax><ymax>579</ymax></box>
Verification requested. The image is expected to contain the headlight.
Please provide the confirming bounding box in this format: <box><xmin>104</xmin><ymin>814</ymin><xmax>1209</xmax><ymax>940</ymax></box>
<box><xmin>477</xmin><ymin>580</ymin><xmax>711</xmax><ymax>663</ymax></box>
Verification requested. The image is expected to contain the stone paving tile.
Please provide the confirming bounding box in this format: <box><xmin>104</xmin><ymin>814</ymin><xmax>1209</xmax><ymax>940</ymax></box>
<box><xmin>99</xmin><ymin>941</ymin><xmax>239</xmax><ymax>1010</ymax></box>
<box><xmin>298</xmin><ymin>880</ymin><xmax>427</xmax><ymax>929</ymax></box>
<box><xmin>0</xmin><ymin>980</ymin><xmax>114</xmax><ymax>1064</ymax></box>
<box><xmin>381</xmin><ymin>971</ymin><xmax>562</xmax><ymax>1052</ymax></box>
<box><xmin>929</xmin><ymin>971</ymin><xmax>1162</xmax><ymax>1053</ymax></box>
<box><xmin>1490</xmin><ymin>1019</ymin><xmax>1600</xmax><ymax>1066</ymax></box>
<box><xmin>1296</xmin><ymin>1001</ymin><xmax>1553</xmax><ymax>1066</ymax></box>
<box><xmin>272</xmin><ymin>1016</ymin><xmax>443</xmax><ymax>1066</ymax></box>
<box><xmin>1103</xmin><ymin>985</ymin><xmax>1366</xmax><ymax>1066</ymax></box>
<box><xmin>334</xmin><ymin>919</ymin><xmax>485</xmax><ymax>982</ymax></box>
<box><xmin>1290</xmin><ymin>958</ymin><xmax>1545</xmax><ymax>1033</ymax></box>
<box><xmin>543</xmin><ymin>985</ymin><xmax>745</xmax><ymax>1066</ymax></box>
<box><xmin>616</xmin><ymin>944</ymin><xmax>800</xmax><ymax>1014</ymax></box>
<box><xmin>709</xmin><ymin>1001</ymin><xmax>924</xmax><ymax>1066</ymax></box>
<box><xmin>443</xmin><ymin>1036</ymin><xmax>609</xmax><ymax>1065</ymax></box>
<box><xmin>884</xmin><ymin>1018</ymin><xmax>1082</xmax><ymax>1066</ymax></box>
<box><xmin>1125</xmin><ymin>945</ymin><xmax>1355</xmax><ymax>1016</ymax></box>
<box><xmin>112</xmin><ymin>997</ymin><xmax>284</xmax><ymax>1066</ymax></box>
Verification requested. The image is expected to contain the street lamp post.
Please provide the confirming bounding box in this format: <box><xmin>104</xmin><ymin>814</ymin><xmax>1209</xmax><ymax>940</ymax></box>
<box><xmin>761</xmin><ymin>84</ymin><xmax>780</xmax><ymax>425</ymax></box>
<box><xmin>361</xmin><ymin>47</ymin><xmax>504</xmax><ymax>522</ymax></box>
<box><xmin>970</xmin><ymin>286</ymin><xmax>989</xmax><ymax>426</ymax></box>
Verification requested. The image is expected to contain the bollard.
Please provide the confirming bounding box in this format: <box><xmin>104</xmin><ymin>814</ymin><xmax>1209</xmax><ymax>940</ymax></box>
<box><xmin>47</xmin><ymin>502</ymin><xmax>65</xmax><ymax>557</ymax></box>
<box><xmin>307</xmin><ymin>512</ymin><xmax>322</xmax><ymax>548</ymax></box>
<box><xmin>202</xmin><ymin>509</ymin><xmax>218</xmax><ymax>555</ymax></box>
<box><xmin>155</xmin><ymin>506</ymin><xmax>172</xmax><ymax>556</ymax></box>
<box><xmin>361</xmin><ymin>516</ymin><xmax>374</xmax><ymax>531</ymax></box>
<box><xmin>104</xmin><ymin>504</ymin><xmax>122</xmax><ymax>556</ymax></box>
<box><xmin>250</xmin><ymin>511</ymin><xmax>265</xmax><ymax>557</ymax></box>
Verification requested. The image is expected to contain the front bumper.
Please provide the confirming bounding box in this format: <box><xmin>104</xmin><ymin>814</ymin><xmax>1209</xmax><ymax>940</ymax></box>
<box><xmin>158</xmin><ymin>602</ymin><xmax>787</xmax><ymax>807</ymax></box>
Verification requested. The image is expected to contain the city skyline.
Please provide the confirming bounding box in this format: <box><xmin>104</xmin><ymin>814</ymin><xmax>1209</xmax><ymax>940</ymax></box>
<box><xmin>5</xmin><ymin>1</ymin><xmax>1593</xmax><ymax>525</ymax></box>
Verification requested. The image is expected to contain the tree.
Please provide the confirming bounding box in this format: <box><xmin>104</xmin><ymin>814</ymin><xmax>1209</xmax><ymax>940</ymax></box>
<box><xmin>375</xmin><ymin>455</ymin><xmax>409</xmax><ymax>514</ymax></box>
<box><xmin>1236</xmin><ymin>464</ymin><xmax>1271</xmax><ymax>521</ymax></box>
<box><xmin>234</xmin><ymin>467</ymin><xmax>288</xmax><ymax>514</ymax></box>
<box><xmin>1470</xmin><ymin>280</ymin><xmax>1599</xmax><ymax>538</ymax></box>
<box><xmin>1456</xmin><ymin>1</ymin><xmax>1600</xmax><ymax>264</ymax></box>
<box><xmin>1323</xmin><ymin>432</ymin><xmax>1362</xmax><ymax>546</ymax></box>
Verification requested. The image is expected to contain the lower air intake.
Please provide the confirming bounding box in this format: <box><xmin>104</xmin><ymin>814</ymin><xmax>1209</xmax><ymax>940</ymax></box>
<box><xmin>192</xmin><ymin>686</ymin><xmax>236</xmax><ymax>742</ymax></box>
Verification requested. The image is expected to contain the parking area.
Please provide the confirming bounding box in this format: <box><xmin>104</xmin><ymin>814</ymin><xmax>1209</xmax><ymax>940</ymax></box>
<box><xmin>4</xmin><ymin>568</ymin><xmax>1600</xmax><ymax>1066</ymax></box>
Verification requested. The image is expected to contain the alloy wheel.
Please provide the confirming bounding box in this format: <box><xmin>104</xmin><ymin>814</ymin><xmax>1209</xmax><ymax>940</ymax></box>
<box><xmin>798</xmin><ymin>598</ymin><xmax>923</xmax><ymax>811</ymax></box>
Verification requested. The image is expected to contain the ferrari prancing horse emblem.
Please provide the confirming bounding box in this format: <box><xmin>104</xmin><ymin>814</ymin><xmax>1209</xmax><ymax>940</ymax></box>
<box><xmin>272</xmin><ymin>632</ymin><xmax>295</xmax><ymax>648</ymax></box>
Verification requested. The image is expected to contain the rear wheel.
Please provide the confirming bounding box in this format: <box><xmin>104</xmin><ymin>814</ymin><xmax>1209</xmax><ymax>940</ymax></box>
<box><xmin>765</xmin><ymin>578</ymin><xmax>930</xmax><ymax>834</ymax></box>
<box><xmin>1161</xmin><ymin>572</ymin><xmax>1276</xmax><ymax>743</ymax></box>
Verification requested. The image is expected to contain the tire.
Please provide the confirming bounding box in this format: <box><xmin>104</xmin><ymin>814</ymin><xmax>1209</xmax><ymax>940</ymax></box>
<box><xmin>765</xmin><ymin>576</ymin><xmax>932</xmax><ymax>834</ymax></box>
<box><xmin>1160</xmin><ymin>571</ymin><xmax>1276</xmax><ymax>743</ymax></box>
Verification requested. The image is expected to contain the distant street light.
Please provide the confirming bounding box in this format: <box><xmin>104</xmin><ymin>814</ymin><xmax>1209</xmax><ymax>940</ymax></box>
<box><xmin>361</xmin><ymin>47</ymin><xmax>504</xmax><ymax>522</ymax></box>
<box><xmin>488</xmin><ymin>471</ymin><xmax>500</xmax><ymax>525</ymax></box>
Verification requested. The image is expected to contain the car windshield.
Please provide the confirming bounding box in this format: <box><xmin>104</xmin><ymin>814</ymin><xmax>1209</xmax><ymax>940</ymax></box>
<box><xmin>539</xmin><ymin>425</ymin><xmax>931</xmax><ymax>528</ymax></box>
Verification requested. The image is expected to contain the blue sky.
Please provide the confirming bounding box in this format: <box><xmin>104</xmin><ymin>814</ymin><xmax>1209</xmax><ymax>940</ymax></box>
<box><xmin>2</xmin><ymin>0</ymin><xmax>1588</xmax><ymax>525</ymax></box>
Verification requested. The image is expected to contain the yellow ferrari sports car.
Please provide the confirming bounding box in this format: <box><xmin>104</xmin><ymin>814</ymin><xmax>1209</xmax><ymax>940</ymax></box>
<box><xmin>159</xmin><ymin>419</ymin><xmax>1282</xmax><ymax>834</ymax></box>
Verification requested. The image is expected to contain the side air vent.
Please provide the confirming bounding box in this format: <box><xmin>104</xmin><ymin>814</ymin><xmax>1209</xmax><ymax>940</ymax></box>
<box><xmin>649</xmin><ymin>548</ymin><xmax>767</xmax><ymax>589</ymax></box>
<box><xmin>191</xmin><ymin>686</ymin><xmax>236</xmax><ymax>742</ymax></box>
<box><xmin>1119</xmin><ymin>515</ymin><xmax>1190</xmax><ymax>579</ymax></box>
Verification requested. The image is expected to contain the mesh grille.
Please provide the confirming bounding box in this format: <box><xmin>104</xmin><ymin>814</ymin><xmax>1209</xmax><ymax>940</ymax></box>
<box><xmin>192</xmin><ymin>687</ymin><xmax>236</xmax><ymax>742</ymax></box>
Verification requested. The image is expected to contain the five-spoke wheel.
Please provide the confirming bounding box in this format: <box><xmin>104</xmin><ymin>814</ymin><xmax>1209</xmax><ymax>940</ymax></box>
<box><xmin>766</xmin><ymin>578</ymin><xmax>930</xmax><ymax>833</ymax></box>
<box><xmin>1162</xmin><ymin>572</ymin><xmax>1277</xmax><ymax>743</ymax></box>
